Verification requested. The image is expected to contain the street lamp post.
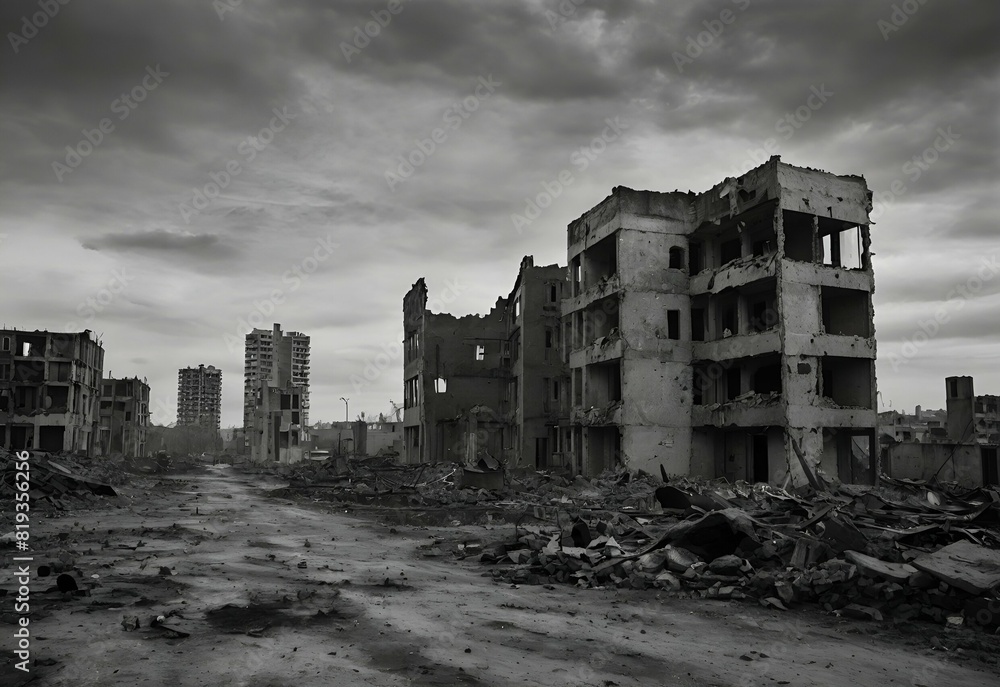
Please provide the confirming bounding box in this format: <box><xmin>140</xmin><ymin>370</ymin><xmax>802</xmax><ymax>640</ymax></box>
<box><xmin>340</xmin><ymin>397</ymin><xmax>349</xmax><ymax>422</ymax></box>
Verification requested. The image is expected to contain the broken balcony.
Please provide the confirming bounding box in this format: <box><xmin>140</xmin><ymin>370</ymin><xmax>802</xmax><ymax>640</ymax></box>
<box><xmin>691</xmin><ymin>354</ymin><xmax>784</xmax><ymax>427</ymax></box>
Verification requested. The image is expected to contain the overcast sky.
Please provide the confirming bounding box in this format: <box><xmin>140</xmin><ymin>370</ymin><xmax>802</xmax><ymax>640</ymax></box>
<box><xmin>1</xmin><ymin>0</ymin><xmax>997</xmax><ymax>426</ymax></box>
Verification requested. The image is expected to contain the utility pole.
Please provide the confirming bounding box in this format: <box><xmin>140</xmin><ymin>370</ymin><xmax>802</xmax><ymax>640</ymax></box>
<box><xmin>340</xmin><ymin>397</ymin><xmax>349</xmax><ymax>422</ymax></box>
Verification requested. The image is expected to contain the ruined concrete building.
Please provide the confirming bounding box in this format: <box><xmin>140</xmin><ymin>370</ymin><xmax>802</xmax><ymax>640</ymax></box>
<box><xmin>402</xmin><ymin>259</ymin><xmax>570</xmax><ymax>469</ymax></box>
<box><xmin>244</xmin><ymin>325</ymin><xmax>310</xmax><ymax>432</ymax></box>
<box><xmin>0</xmin><ymin>329</ymin><xmax>104</xmax><ymax>455</ymax></box>
<box><xmin>177</xmin><ymin>364</ymin><xmax>222</xmax><ymax>430</ymax></box>
<box><xmin>247</xmin><ymin>324</ymin><xmax>307</xmax><ymax>463</ymax></box>
<box><xmin>503</xmin><ymin>257</ymin><xmax>570</xmax><ymax>469</ymax></box>
<box><xmin>563</xmin><ymin>156</ymin><xmax>877</xmax><ymax>486</ymax></box>
<box><xmin>98</xmin><ymin>376</ymin><xmax>150</xmax><ymax>457</ymax></box>
<box><xmin>402</xmin><ymin>279</ymin><xmax>508</xmax><ymax>465</ymax></box>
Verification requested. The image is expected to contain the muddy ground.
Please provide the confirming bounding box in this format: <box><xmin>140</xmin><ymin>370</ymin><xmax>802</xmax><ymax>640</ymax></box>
<box><xmin>3</xmin><ymin>462</ymin><xmax>999</xmax><ymax>687</ymax></box>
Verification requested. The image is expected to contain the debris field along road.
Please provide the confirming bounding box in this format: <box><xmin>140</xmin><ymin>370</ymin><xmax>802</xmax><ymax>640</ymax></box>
<box><xmin>9</xmin><ymin>464</ymin><xmax>996</xmax><ymax>687</ymax></box>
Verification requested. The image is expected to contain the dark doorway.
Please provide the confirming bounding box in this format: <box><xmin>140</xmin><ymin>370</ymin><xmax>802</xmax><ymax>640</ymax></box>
<box><xmin>983</xmin><ymin>447</ymin><xmax>998</xmax><ymax>486</ymax></box>
<box><xmin>536</xmin><ymin>437</ymin><xmax>548</xmax><ymax>469</ymax></box>
<box><xmin>752</xmin><ymin>434</ymin><xmax>768</xmax><ymax>483</ymax></box>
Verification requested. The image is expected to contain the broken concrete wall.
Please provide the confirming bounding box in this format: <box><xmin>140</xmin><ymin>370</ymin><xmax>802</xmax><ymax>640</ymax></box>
<box><xmin>886</xmin><ymin>440</ymin><xmax>982</xmax><ymax>486</ymax></box>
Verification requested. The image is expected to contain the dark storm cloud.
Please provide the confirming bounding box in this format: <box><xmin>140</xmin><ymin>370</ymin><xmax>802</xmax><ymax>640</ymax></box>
<box><xmin>81</xmin><ymin>229</ymin><xmax>239</xmax><ymax>260</ymax></box>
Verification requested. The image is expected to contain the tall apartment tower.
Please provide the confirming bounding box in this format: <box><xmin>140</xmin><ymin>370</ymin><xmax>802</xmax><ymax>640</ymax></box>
<box><xmin>177</xmin><ymin>364</ymin><xmax>222</xmax><ymax>429</ymax></box>
<box><xmin>563</xmin><ymin>156</ymin><xmax>877</xmax><ymax>487</ymax></box>
<box><xmin>243</xmin><ymin>324</ymin><xmax>310</xmax><ymax>430</ymax></box>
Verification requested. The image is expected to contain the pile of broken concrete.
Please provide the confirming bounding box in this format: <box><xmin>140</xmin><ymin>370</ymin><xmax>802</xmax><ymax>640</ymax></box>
<box><xmin>0</xmin><ymin>447</ymin><xmax>119</xmax><ymax>510</ymax></box>
<box><xmin>478</xmin><ymin>475</ymin><xmax>1000</xmax><ymax>631</ymax></box>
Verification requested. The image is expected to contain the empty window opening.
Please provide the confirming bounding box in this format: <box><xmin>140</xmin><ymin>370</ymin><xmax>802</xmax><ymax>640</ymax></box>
<box><xmin>572</xmin><ymin>258</ymin><xmax>582</xmax><ymax>295</ymax></box>
<box><xmin>585</xmin><ymin>232</ymin><xmax>618</xmax><ymax>287</ymax></box>
<box><xmin>514</xmin><ymin>297</ymin><xmax>521</xmax><ymax>317</ymax></box>
<box><xmin>820</xmin><ymin>357</ymin><xmax>873</xmax><ymax>407</ymax></box>
<box><xmin>434</xmin><ymin>377</ymin><xmax>447</xmax><ymax>393</ymax></box>
<box><xmin>726</xmin><ymin>368</ymin><xmax>742</xmax><ymax>401</ymax></box>
<box><xmin>1</xmin><ymin>337</ymin><xmax>9</xmax><ymax>352</ymax></box>
<box><xmin>549</xmin><ymin>284</ymin><xmax>558</xmax><ymax>303</ymax></box>
<box><xmin>748</xmin><ymin>289</ymin><xmax>778</xmax><ymax>333</ymax></box>
<box><xmin>573</xmin><ymin>368</ymin><xmax>583</xmax><ymax>405</ymax></box>
<box><xmin>588</xmin><ymin>296</ymin><xmax>619</xmax><ymax>342</ymax></box>
<box><xmin>716</xmin><ymin>292</ymin><xmax>739</xmax><ymax>338</ymax></box>
<box><xmin>818</xmin><ymin>219</ymin><xmax>863</xmax><ymax>269</ymax></box>
<box><xmin>45</xmin><ymin>386</ymin><xmax>69</xmax><ymax>412</ymax></box>
<box><xmin>720</xmin><ymin>238</ymin><xmax>742</xmax><ymax>266</ymax></box>
<box><xmin>668</xmin><ymin>246</ymin><xmax>684</xmax><ymax>270</ymax></box>
<box><xmin>691</xmin><ymin>307</ymin><xmax>706</xmax><ymax>342</ymax></box>
<box><xmin>475</xmin><ymin>344</ymin><xmax>485</xmax><ymax>361</ymax></box>
<box><xmin>821</xmin><ymin>287</ymin><xmax>871</xmax><ymax>337</ymax></box>
<box><xmin>752</xmin><ymin>363</ymin><xmax>781</xmax><ymax>394</ymax></box>
<box><xmin>587</xmin><ymin>361</ymin><xmax>622</xmax><ymax>405</ymax></box>
<box><xmin>280</xmin><ymin>394</ymin><xmax>291</xmax><ymax>410</ymax></box>
<box><xmin>782</xmin><ymin>210</ymin><xmax>814</xmax><ymax>262</ymax></box>
<box><xmin>689</xmin><ymin>242</ymin><xmax>704</xmax><ymax>274</ymax></box>
<box><xmin>667</xmin><ymin>310</ymin><xmax>680</xmax><ymax>340</ymax></box>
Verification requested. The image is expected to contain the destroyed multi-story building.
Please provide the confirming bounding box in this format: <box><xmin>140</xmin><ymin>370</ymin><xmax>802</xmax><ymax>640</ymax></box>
<box><xmin>402</xmin><ymin>259</ymin><xmax>570</xmax><ymax>469</ymax></box>
<box><xmin>177</xmin><ymin>364</ymin><xmax>222</xmax><ymax>430</ymax></box>
<box><xmin>98</xmin><ymin>376</ymin><xmax>150</xmax><ymax>457</ymax></box>
<box><xmin>503</xmin><ymin>257</ymin><xmax>570</xmax><ymax>469</ymax></box>
<box><xmin>247</xmin><ymin>324</ymin><xmax>307</xmax><ymax>463</ymax></box>
<box><xmin>0</xmin><ymin>329</ymin><xmax>104</xmax><ymax>455</ymax></box>
<box><xmin>562</xmin><ymin>156</ymin><xmax>878</xmax><ymax>486</ymax></box>
<box><xmin>244</xmin><ymin>325</ymin><xmax>310</xmax><ymax>432</ymax></box>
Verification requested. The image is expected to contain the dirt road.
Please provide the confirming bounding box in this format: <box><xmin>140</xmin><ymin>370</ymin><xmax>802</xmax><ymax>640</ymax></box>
<box><xmin>5</xmin><ymin>464</ymin><xmax>998</xmax><ymax>686</ymax></box>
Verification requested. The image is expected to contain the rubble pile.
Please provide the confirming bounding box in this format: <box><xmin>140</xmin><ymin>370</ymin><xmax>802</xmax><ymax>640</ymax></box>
<box><xmin>478</xmin><ymin>475</ymin><xmax>1000</xmax><ymax>630</ymax></box>
<box><xmin>257</xmin><ymin>455</ymin><xmax>662</xmax><ymax>510</ymax></box>
<box><xmin>0</xmin><ymin>447</ymin><xmax>119</xmax><ymax>509</ymax></box>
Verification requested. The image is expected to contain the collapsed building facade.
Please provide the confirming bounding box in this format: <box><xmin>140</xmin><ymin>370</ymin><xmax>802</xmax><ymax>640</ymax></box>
<box><xmin>0</xmin><ymin>329</ymin><xmax>104</xmax><ymax>455</ymax></box>
<box><xmin>247</xmin><ymin>324</ymin><xmax>307</xmax><ymax>463</ymax></box>
<box><xmin>402</xmin><ymin>258</ymin><xmax>569</xmax><ymax>469</ymax></box>
<box><xmin>563</xmin><ymin>157</ymin><xmax>877</xmax><ymax>486</ymax></box>
<box><xmin>98</xmin><ymin>376</ymin><xmax>150</xmax><ymax>457</ymax></box>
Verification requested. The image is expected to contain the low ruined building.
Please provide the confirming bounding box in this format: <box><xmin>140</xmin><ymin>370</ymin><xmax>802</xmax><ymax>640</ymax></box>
<box><xmin>884</xmin><ymin>375</ymin><xmax>1000</xmax><ymax>487</ymax></box>
<box><xmin>99</xmin><ymin>376</ymin><xmax>150</xmax><ymax>457</ymax></box>
<box><xmin>177</xmin><ymin>363</ymin><xmax>222</xmax><ymax>430</ymax></box>
<box><xmin>402</xmin><ymin>258</ymin><xmax>571</xmax><ymax>469</ymax></box>
<box><xmin>250</xmin><ymin>385</ymin><xmax>306</xmax><ymax>464</ymax></box>
<box><xmin>0</xmin><ymin>328</ymin><xmax>104</xmax><ymax>455</ymax></box>
<box><xmin>402</xmin><ymin>278</ymin><xmax>508</xmax><ymax>465</ymax></box>
<box><xmin>562</xmin><ymin>156</ymin><xmax>878</xmax><ymax>487</ymax></box>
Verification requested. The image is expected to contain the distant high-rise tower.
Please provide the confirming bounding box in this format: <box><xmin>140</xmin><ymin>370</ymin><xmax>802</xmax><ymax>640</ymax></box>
<box><xmin>177</xmin><ymin>364</ymin><xmax>222</xmax><ymax>429</ymax></box>
<box><xmin>243</xmin><ymin>324</ymin><xmax>310</xmax><ymax>430</ymax></box>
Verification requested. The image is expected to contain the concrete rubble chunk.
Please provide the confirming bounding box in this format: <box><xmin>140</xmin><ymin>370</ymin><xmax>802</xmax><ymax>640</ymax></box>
<box><xmin>844</xmin><ymin>550</ymin><xmax>916</xmax><ymax>583</ymax></box>
<box><xmin>911</xmin><ymin>540</ymin><xmax>1000</xmax><ymax>595</ymax></box>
